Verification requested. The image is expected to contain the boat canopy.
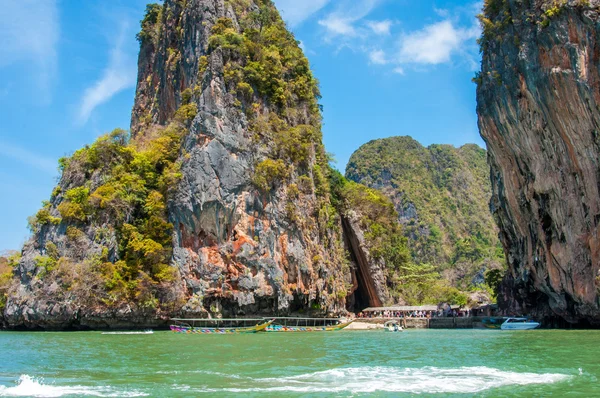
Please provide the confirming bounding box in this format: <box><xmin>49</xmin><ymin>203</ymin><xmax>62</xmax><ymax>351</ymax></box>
<box><xmin>362</xmin><ymin>305</ymin><xmax>439</xmax><ymax>312</ymax></box>
<box><xmin>271</xmin><ymin>317</ymin><xmax>347</xmax><ymax>321</ymax></box>
<box><xmin>170</xmin><ymin>318</ymin><xmax>266</xmax><ymax>321</ymax></box>
<box><xmin>170</xmin><ymin>317</ymin><xmax>347</xmax><ymax>326</ymax></box>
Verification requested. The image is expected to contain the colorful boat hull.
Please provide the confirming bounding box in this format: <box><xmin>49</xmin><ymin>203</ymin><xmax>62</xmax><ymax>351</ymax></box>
<box><xmin>481</xmin><ymin>317</ymin><xmax>506</xmax><ymax>329</ymax></box>
<box><xmin>170</xmin><ymin>320</ymin><xmax>273</xmax><ymax>334</ymax></box>
<box><xmin>482</xmin><ymin>323</ymin><xmax>501</xmax><ymax>329</ymax></box>
<box><xmin>264</xmin><ymin>320</ymin><xmax>354</xmax><ymax>332</ymax></box>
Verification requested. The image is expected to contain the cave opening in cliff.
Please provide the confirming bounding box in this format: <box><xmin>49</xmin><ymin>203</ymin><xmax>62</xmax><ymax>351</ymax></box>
<box><xmin>349</xmin><ymin>272</ymin><xmax>372</xmax><ymax>313</ymax></box>
<box><xmin>341</xmin><ymin>217</ymin><xmax>382</xmax><ymax>313</ymax></box>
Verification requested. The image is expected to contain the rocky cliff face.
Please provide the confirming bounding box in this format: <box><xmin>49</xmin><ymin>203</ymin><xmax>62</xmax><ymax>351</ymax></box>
<box><xmin>2</xmin><ymin>0</ymin><xmax>398</xmax><ymax>329</ymax></box>
<box><xmin>134</xmin><ymin>0</ymin><xmax>364</xmax><ymax>317</ymax></box>
<box><xmin>477</xmin><ymin>0</ymin><xmax>600</xmax><ymax>324</ymax></box>
<box><xmin>346</xmin><ymin>136</ymin><xmax>504</xmax><ymax>289</ymax></box>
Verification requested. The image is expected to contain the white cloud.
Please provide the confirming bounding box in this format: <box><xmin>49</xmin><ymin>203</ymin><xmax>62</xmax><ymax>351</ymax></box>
<box><xmin>274</xmin><ymin>0</ymin><xmax>331</xmax><ymax>27</ymax></box>
<box><xmin>319</xmin><ymin>16</ymin><xmax>357</xmax><ymax>36</ymax></box>
<box><xmin>77</xmin><ymin>25</ymin><xmax>137</xmax><ymax>125</ymax></box>
<box><xmin>318</xmin><ymin>0</ymin><xmax>381</xmax><ymax>38</ymax></box>
<box><xmin>0</xmin><ymin>141</ymin><xmax>56</xmax><ymax>174</ymax></box>
<box><xmin>308</xmin><ymin>0</ymin><xmax>482</xmax><ymax>74</ymax></box>
<box><xmin>0</xmin><ymin>0</ymin><xmax>59</xmax><ymax>100</ymax></box>
<box><xmin>398</xmin><ymin>20</ymin><xmax>479</xmax><ymax>65</ymax></box>
<box><xmin>369</xmin><ymin>50</ymin><xmax>387</xmax><ymax>65</ymax></box>
<box><xmin>366</xmin><ymin>20</ymin><xmax>392</xmax><ymax>35</ymax></box>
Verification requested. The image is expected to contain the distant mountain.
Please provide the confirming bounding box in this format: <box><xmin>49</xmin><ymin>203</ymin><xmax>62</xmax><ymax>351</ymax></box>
<box><xmin>346</xmin><ymin>136</ymin><xmax>505</xmax><ymax>289</ymax></box>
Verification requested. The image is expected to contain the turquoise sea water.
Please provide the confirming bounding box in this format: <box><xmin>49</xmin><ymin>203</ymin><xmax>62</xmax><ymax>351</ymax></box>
<box><xmin>0</xmin><ymin>329</ymin><xmax>598</xmax><ymax>397</ymax></box>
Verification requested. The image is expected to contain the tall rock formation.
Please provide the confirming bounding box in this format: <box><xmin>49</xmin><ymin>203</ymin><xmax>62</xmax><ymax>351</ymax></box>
<box><xmin>2</xmin><ymin>0</ymin><xmax>400</xmax><ymax>329</ymax></box>
<box><xmin>346</xmin><ymin>136</ymin><xmax>504</xmax><ymax>289</ymax></box>
<box><xmin>129</xmin><ymin>0</ymin><xmax>352</xmax><ymax>318</ymax></box>
<box><xmin>477</xmin><ymin>0</ymin><xmax>600</xmax><ymax>324</ymax></box>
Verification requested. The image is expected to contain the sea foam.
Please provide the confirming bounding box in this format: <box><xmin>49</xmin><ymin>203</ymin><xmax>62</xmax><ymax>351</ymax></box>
<box><xmin>0</xmin><ymin>375</ymin><xmax>148</xmax><ymax>397</ymax></box>
<box><xmin>179</xmin><ymin>366</ymin><xmax>571</xmax><ymax>394</ymax></box>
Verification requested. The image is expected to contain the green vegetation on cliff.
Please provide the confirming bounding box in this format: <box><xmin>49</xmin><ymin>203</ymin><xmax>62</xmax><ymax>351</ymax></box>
<box><xmin>476</xmin><ymin>0</ymin><xmax>585</xmax><ymax>50</ymax></box>
<box><xmin>330</xmin><ymin>170</ymin><xmax>410</xmax><ymax>273</ymax></box>
<box><xmin>136</xmin><ymin>3</ymin><xmax>163</xmax><ymax>44</ymax></box>
<box><xmin>205</xmin><ymin>1</ymin><xmax>342</xmax><ymax>256</ymax></box>
<box><xmin>135</xmin><ymin>0</ymin><xmax>329</xmax><ymax>204</ymax></box>
<box><xmin>346</xmin><ymin>136</ymin><xmax>505</xmax><ymax>294</ymax></box>
<box><xmin>203</xmin><ymin>1</ymin><xmax>328</xmax><ymax>183</ymax></box>
<box><xmin>0</xmin><ymin>253</ymin><xmax>19</xmax><ymax>312</ymax></box>
<box><xmin>473</xmin><ymin>0</ymin><xmax>586</xmax><ymax>86</ymax></box>
<box><xmin>25</xmin><ymin>109</ymin><xmax>196</xmax><ymax>311</ymax></box>
<box><xmin>330</xmin><ymin>170</ymin><xmax>472</xmax><ymax>306</ymax></box>
<box><xmin>477</xmin><ymin>0</ymin><xmax>513</xmax><ymax>50</ymax></box>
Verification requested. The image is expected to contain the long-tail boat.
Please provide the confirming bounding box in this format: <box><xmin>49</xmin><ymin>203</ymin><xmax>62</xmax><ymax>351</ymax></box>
<box><xmin>263</xmin><ymin>317</ymin><xmax>354</xmax><ymax>332</ymax></box>
<box><xmin>481</xmin><ymin>317</ymin><xmax>507</xmax><ymax>329</ymax></box>
<box><xmin>169</xmin><ymin>318</ymin><xmax>273</xmax><ymax>334</ymax></box>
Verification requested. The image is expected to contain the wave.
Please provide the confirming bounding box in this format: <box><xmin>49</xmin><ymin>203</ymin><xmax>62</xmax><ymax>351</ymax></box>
<box><xmin>174</xmin><ymin>366</ymin><xmax>571</xmax><ymax>394</ymax></box>
<box><xmin>0</xmin><ymin>375</ymin><xmax>149</xmax><ymax>397</ymax></box>
<box><xmin>157</xmin><ymin>370</ymin><xmax>250</xmax><ymax>379</ymax></box>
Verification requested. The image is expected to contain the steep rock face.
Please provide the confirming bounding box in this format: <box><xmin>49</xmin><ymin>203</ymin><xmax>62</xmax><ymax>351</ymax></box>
<box><xmin>134</xmin><ymin>0</ymin><xmax>352</xmax><ymax>316</ymax></box>
<box><xmin>3</xmin><ymin>0</ymin><xmax>397</xmax><ymax>329</ymax></box>
<box><xmin>477</xmin><ymin>0</ymin><xmax>600</xmax><ymax>324</ymax></box>
<box><xmin>346</xmin><ymin>136</ymin><xmax>504</xmax><ymax>289</ymax></box>
<box><xmin>131</xmin><ymin>1</ymin><xmax>219</xmax><ymax>134</ymax></box>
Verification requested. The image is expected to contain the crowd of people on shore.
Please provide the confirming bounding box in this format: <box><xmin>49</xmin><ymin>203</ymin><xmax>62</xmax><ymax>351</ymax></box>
<box><xmin>356</xmin><ymin>309</ymin><xmax>471</xmax><ymax>319</ymax></box>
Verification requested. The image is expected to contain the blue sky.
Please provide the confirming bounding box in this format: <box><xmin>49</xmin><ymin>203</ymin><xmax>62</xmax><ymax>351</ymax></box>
<box><xmin>0</xmin><ymin>0</ymin><xmax>483</xmax><ymax>252</ymax></box>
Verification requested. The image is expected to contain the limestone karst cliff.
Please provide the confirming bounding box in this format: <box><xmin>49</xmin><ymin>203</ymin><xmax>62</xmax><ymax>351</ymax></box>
<box><xmin>1</xmin><ymin>0</ymin><xmax>405</xmax><ymax>329</ymax></box>
<box><xmin>346</xmin><ymin>137</ymin><xmax>504</xmax><ymax>291</ymax></box>
<box><xmin>477</xmin><ymin>0</ymin><xmax>600</xmax><ymax>325</ymax></box>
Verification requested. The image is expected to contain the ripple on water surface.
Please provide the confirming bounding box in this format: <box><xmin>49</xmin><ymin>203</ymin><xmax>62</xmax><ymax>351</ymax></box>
<box><xmin>0</xmin><ymin>367</ymin><xmax>572</xmax><ymax>397</ymax></box>
<box><xmin>0</xmin><ymin>375</ymin><xmax>148</xmax><ymax>397</ymax></box>
<box><xmin>172</xmin><ymin>366</ymin><xmax>570</xmax><ymax>394</ymax></box>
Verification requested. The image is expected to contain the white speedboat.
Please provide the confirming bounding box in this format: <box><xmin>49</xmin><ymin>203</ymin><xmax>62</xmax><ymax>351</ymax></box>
<box><xmin>500</xmin><ymin>317</ymin><xmax>540</xmax><ymax>330</ymax></box>
<box><xmin>384</xmin><ymin>320</ymin><xmax>403</xmax><ymax>332</ymax></box>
